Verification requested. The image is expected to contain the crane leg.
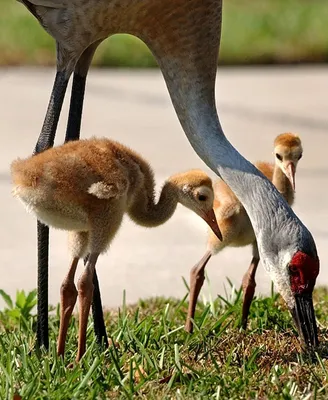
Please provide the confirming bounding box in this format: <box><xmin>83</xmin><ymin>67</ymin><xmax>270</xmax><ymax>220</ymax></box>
<box><xmin>64</xmin><ymin>72</ymin><xmax>87</xmax><ymax>142</ymax></box>
<box><xmin>35</xmin><ymin>70</ymin><xmax>70</xmax><ymax>350</ymax></box>
<box><xmin>64</xmin><ymin>41</ymin><xmax>108</xmax><ymax>350</ymax></box>
<box><xmin>34</xmin><ymin>40</ymin><xmax>106</xmax><ymax>351</ymax></box>
<box><xmin>76</xmin><ymin>253</ymin><xmax>99</xmax><ymax>361</ymax></box>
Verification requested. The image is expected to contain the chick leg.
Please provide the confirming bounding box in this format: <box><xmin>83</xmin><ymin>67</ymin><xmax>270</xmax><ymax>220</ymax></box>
<box><xmin>76</xmin><ymin>253</ymin><xmax>99</xmax><ymax>361</ymax></box>
<box><xmin>57</xmin><ymin>257</ymin><xmax>79</xmax><ymax>357</ymax></box>
<box><xmin>185</xmin><ymin>250</ymin><xmax>212</xmax><ymax>333</ymax></box>
<box><xmin>241</xmin><ymin>242</ymin><xmax>260</xmax><ymax>330</ymax></box>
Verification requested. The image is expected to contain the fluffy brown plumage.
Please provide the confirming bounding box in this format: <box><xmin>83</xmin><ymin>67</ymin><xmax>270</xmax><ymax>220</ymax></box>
<box><xmin>185</xmin><ymin>132</ymin><xmax>303</xmax><ymax>333</ymax></box>
<box><xmin>11</xmin><ymin>137</ymin><xmax>222</xmax><ymax>361</ymax></box>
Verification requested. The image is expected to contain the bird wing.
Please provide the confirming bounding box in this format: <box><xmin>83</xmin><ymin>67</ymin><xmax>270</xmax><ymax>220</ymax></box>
<box><xmin>87</xmin><ymin>179</ymin><xmax>128</xmax><ymax>200</ymax></box>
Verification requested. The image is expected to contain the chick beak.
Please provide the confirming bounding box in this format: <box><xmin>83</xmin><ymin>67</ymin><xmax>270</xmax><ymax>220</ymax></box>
<box><xmin>201</xmin><ymin>209</ymin><xmax>222</xmax><ymax>241</ymax></box>
<box><xmin>290</xmin><ymin>293</ymin><xmax>319</xmax><ymax>349</ymax></box>
<box><xmin>285</xmin><ymin>162</ymin><xmax>296</xmax><ymax>191</ymax></box>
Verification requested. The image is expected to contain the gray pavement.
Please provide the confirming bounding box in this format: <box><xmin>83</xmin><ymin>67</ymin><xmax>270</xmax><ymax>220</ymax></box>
<box><xmin>1</xmin><ymin>66</ymin><xmax>328</xmax><ymax>310</ymax></box>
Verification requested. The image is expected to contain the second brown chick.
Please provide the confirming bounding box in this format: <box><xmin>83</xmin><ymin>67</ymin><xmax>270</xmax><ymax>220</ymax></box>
<box><xmin>185</xmin><ymin>132</ymin><xmax>303</xmax><ymax>333</ymax></box>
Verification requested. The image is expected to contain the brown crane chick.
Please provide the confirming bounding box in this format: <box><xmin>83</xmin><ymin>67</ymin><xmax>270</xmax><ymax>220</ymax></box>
<box><xmin>185</xmin><ymin>133</ymin><xmax>303</xmax><ymax>333</ymax></box>
<box><xmin>11</xmin><ymin>137</ymin><xmax>222</xmax><ymax>361</ymax></box>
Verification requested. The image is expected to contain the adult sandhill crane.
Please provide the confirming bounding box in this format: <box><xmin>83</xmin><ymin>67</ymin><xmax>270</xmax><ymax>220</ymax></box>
<box><xmin>17</xmin><ymin>0</ymin><xmax>319</xmax><ymax>349</ymax></box>
<box><xmin>185</xmin><ymin>133</ymin><xmax>304</xmax><ymax>333</ymax></box>
<box><xmin>11</xmin><ymin>137</ymin><xmax>222</xmax><ymax>361</ymax></box>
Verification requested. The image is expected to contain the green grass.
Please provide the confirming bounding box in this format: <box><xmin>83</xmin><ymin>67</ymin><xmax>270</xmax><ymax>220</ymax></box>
<box><xmin>1</xmin><ymin>283</ymin><xmax>328</xmax><ymax>399</ymax></box>
<box><xmin>1</xmin><ymin>0</ymin><xmax>328</xmax><ymax>66</ymax></box>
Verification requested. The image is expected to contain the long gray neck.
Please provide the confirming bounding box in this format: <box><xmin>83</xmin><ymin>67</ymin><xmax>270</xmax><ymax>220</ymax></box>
<box><xmin>181</xmin><ymin>101</ymin><xmax>298</xmax><ymax>235</ymax></box>
<box><xmin>160</xmin><ymin>68</ymin><xmax>315</xmax><ymax>269</ymax></box>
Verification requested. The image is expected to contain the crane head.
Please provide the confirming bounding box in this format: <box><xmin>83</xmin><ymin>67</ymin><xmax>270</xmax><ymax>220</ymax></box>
<box><xmin>266</xmin><ymin>245</ymin><xmax>320</xmax><ymax>349</ymax></box>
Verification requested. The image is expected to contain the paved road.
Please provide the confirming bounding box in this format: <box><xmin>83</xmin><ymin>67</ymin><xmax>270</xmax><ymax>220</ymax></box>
<box><xmin>1</xmin><ymin>66</ymin><xmax>328</xmax><ymax>310</ymax></box>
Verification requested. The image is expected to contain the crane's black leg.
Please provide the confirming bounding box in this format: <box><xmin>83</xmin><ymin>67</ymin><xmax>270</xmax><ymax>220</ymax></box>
<box><xmin>83</xmin><ymin>254</ymin><xmax>108</xmax><ymax>348</ymax></box>
<box><xmin>64</xmin><ymin>72</ymin><xmax>87</xmax><ymax>142</ymax></box>
<box><xmin>65</xmin><ymin>41</ymin><xmax>101</xmax><ymax>143</ymax></box>
<box><xmin>65</xmin><ymin>41</ymin><xmax>108</xmax><ymax>349</ymax></box>
<box><xmin>91</xmin><ymin>269</ymin><xmax>108</xmax><ymax>348</ymax></box>
<box><xmin>34</xmin><ymin>71</ymin><xmax>69</xmax><ymax>154</ymax></box>
<box><xmin>34</xmin><ymin>70</ymin><xmax>70</xmax><ymax>350</ymax></box>
<box><xmin>36</xmin><ymin>222</ymin><xmax>49</xmax><ymax>350</ymax></box>
<box><xmin>65</xmin><ymin>72</ymin><xmax>108</xmax><ymax>348</ymax></box>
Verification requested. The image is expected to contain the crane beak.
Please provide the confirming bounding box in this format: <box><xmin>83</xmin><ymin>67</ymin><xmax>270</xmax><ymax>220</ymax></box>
<box><xmin>285</xmin><ymin>162</ymin><xmax>296</xmax><ymax>191</ymax></box>
<box><xmin>201</xmin><ymin>209</ymin><xmax>222</xmax><ymax>241</ymax></box>
<box><xmin>290</xmin><ymin>293</ymin><xmax>319</xmax><ymax>349</ymax></box>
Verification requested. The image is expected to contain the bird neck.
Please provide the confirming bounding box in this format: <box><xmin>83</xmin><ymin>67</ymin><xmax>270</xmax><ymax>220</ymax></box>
<box><xmin>128</xmin><ymin>180</ymin><xmax>178</xmax><ymax>227</ymax></box>
<box><xmin>160</xmin><ymin>66</ymin><xmax>311</xmax><ymax>270</ymax></box>
<box><xmin>272</xmin><ymin>164</ymin><xmax>294</xmax><ymax>206</ymax></box>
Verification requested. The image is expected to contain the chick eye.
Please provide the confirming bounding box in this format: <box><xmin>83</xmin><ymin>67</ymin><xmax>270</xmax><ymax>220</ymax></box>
<box><xmin>198</xmin><ymin>195</ymin><xmax>207</xmax><ymax>202</ymax></box>
<box><xmin>276</xmin><ymin>153</ymin><xmax>283</xmax><ymax>161</ymax></box>
<box><xmin>298</xmin><ymin>153</ymin><xmax>303</xmax><ymax>160</ymax></box>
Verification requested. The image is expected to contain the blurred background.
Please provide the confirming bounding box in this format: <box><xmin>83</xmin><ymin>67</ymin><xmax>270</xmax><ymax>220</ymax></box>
<box><xmin>2</xmin><ymin>0</ymin><xmax>328</xmax><ymax>67</ymax></box>
<box><xmin>1</xmin><ymin>0</ymin><xmax>328</xmax><ymax>309</ymax></box>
